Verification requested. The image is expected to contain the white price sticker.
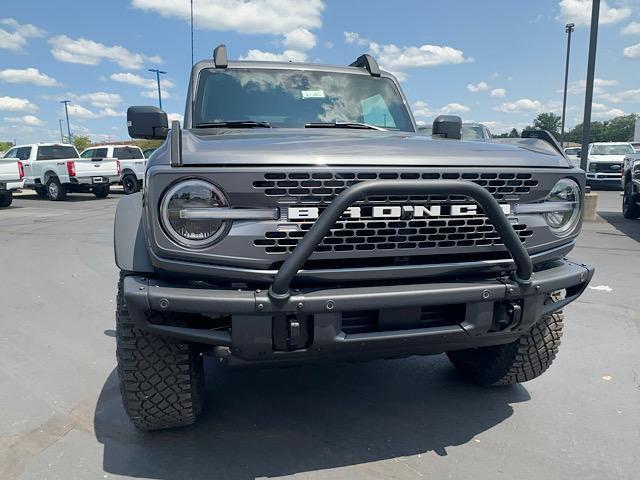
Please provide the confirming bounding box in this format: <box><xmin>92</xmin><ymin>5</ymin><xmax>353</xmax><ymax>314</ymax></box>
<box><xmin>301</xmin><ymin>90</ymin><xmax>325</xmax><ymax>99</ymax></box>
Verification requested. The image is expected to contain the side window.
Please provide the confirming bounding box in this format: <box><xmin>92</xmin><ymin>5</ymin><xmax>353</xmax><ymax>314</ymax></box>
<box><xmin>361</xmin><ymin>94</ymin><xmax>396</xmax><ymax>128</ymax></box>
<box><xmin>94</xmin><ymin>148</ymin><xmax>108</xmax><ymax>158</ymax></box>
<box><xmin>80</xmin><ymin>149</ymin><xmax>95</xmax><ymax>158</ymax></box>
<box><xmin>16</xmin><ymin>147</ymin><xmax>32</xmax><ymax>161</ymax></box>
<box><xmin>4</xmin><ymin>148</ymin><xmax>17</xmax><ymax>158</ymax></box>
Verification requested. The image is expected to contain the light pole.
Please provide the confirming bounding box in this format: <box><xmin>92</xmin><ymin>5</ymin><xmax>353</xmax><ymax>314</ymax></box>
<box><xmin>60</xmin><ymin>100</ymin><xmax>72</xmax><ymax>143</ymax></box>
<box><xmin>580</xmin><ymin>0</ymin><xmax>600</xmax><ymax>171</ymax></box>
<box><xmin>58</xmin><ymin>119</ymin><xmax>65</xmax><ymax>143</ymax></box>
<box><xmin>191</xmin><ymin>0</ymin><xmax>194</xmax><ymax>66</ymax></box>
<box><xmin>560</xmin><ymin>23</ymin><xmax>575</xmax><ymax>148</ymax></box>
<box><xmin>148</xmin><ymin>68</ymin><xmax>167</xmax><ymax>110</ymax></box>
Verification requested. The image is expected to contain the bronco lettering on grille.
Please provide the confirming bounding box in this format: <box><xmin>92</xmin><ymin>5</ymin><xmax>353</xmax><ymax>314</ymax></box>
<box><xmin>288</xmin><ymin>203</ymin><xmax>512</xmax><ymax>221</ymax></box>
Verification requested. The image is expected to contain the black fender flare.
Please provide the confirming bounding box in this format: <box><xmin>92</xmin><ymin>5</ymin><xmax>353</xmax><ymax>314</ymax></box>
<box><xmin>114</xmin><ymin>192</ymin><xmax>154</xmax><ymax>273</ymax></box>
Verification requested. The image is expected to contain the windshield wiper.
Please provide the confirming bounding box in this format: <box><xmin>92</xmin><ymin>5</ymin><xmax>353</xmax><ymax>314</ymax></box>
<box><xmin>305</xmin><ymin>122</ymin><xmax>387</xmax><ymax>131</ymax></box>
<box><xmin>195</xmin><ymin>120</ymin><xmax>271</xmax><ymax>128</ymax></box>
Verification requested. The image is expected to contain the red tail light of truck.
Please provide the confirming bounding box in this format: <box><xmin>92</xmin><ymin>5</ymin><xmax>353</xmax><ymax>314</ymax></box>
<box><xmin>17</xmin><ymin>161</ymin><xmax>24</xmax><ymax>179</ymax></box>
<box><xmin>66</xmin><ymin>161</ymin><xmax>76</xmax><ymax>177</ymax></box>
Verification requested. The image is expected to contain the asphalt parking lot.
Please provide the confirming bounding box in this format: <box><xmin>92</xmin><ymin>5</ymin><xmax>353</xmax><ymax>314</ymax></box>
<box><xmin>0</xmin><ymin>188</ymin><xmax>638</xmax><ymax>480</ymax></box>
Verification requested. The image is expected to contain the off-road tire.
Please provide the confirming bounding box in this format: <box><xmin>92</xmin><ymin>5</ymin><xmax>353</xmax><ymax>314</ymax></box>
<box><xmin>622</xmin><ymin>181</ymin><xmax>640</xmax><ymax>219</ymax></box>
<box><xmin>93</xmin><ymin>185</ymin><xmax>110</xmax><ymax>198</ymax></box>
<box><xmin>46</xmin><ymin>177</ymin><xmax>67</xmax><ymax>201</ymax></box>
<box><xmin>447</xmin><ymin>294</ymin><xmax>564</xmax><ymax>386</ymax></box>
<box><xmin>0</xmin><ymin>192</ymin><xmax>12</xmax><ymax>207</ymax></box>
<box><xmin>115</xmin><ymin>273</ymin><xmax>205</xmax><ymax>431</ymax></box>
<box><xmin>122</xmin><ymin>174</ymin><xmax>140</xmax><ymax>195</ymax></box>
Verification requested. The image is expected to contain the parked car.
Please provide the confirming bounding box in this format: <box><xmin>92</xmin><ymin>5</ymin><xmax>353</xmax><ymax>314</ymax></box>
<box><xmin>114</xmin><ymin>45</ymin><xmax>593</xmax><ymax>430</ymax></box>
<box><xmin>563</xmin><ymin>147</ymin><xmax>581</xmax><ymax>168</ymax></box>
<box><xmin>5</xmin><ymin>143</ymin><xmax>119</xmax><ymax>200</ymax></box>
<box><xmin>81</xmin><ymin>144</ymin><xmax>146</xmax><ymax>194</ymax></box>
<box><xmin>0</xmin><ymin>156</ymin><xmax>25</xmax><ymax>207</ymax></box>
<box><xmin>622</xmin><ymin>149</ymin><xmax>640</xmax><ymax>219</ymax></box>
<box><xmin>584</xmin><ymin>142</ymin><xmax>635</xmax><ymax>189</ymax></box>
<box><xmin>418</xmin><ymin>122</ymin><xmax>492</xmax><ymax>141</ymax></box>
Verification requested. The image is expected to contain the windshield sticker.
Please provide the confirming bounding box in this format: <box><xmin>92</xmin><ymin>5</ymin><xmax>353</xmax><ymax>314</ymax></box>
<box><xmin>301</xmin><ymin>90</ymin><xmax>325</xmax><ymax>99</ymax></box>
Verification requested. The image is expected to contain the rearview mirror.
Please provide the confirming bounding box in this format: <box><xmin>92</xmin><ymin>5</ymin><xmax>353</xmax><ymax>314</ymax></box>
<box><xmin>127</xmin><ymin>106</ymin><xmax>168</xmax><ymax>140</ymax></box>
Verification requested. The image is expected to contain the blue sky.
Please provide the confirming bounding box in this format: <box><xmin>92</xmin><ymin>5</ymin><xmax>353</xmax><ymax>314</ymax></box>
<box><xmin>1</xmin><ymin>0</ymin><xmax>639</xmax><ymax>144</ymax></box>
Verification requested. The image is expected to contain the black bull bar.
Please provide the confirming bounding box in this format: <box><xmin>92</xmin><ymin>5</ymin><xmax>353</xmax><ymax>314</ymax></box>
<box><xmin>268</xmin><ymin>180</ymin><xmax>534</xmax><ymax>301</ymax></box>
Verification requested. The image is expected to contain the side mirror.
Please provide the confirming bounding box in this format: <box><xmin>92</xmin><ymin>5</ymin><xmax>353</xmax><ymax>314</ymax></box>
<box><xmin>432</xmin><ymin>115</ymin><xmax>462</xmax><ymax>140</ymax></box>
<box><xmin>127</xmin><ymin>106</ymin><xmax>168</xmax><ymax>140</ymax></box>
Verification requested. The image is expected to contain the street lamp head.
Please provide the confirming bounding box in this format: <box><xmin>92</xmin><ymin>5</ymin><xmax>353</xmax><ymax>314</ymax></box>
<box><xmin>566</xmin><ymin>23</ymin><xmax>575</xmax><ymax>32</ymax></box>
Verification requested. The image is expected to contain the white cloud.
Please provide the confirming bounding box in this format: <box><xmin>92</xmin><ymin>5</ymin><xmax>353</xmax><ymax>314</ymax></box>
<box><xmin>467</xmin><ymin>81</ymin><xmax>488</xmax><ymax>93</ymax></box>
<box><xmin>0</xmin><ymin>18</ymin><xmax>45</xmax><ymax>52</ymax></box>
<box><xmin>49</xmin><ymin>35</ymin><xmax>163</xmax><ymax>70</ymax></box>
<box><xmin>64</xmin><ymin>103</ymin><xmax>122</xmax><ymax>119</ymax></box>
<box><xmin>1</xmin><ymin>18</ymin><xmax>46</xmax><ymax>37</ymax></box>
<box><xmin>375</xmin><ymin>43</ymin><xmax>471</xmax><ymax>70</ymax></box>
<box><xmin>344</xmin><ymin>31</ymin><xmax>470</xmax><ymax>76</ymax></box>
<box><xmin>0</xmin><ymin>96</ymin><xmax>37</xmax><ymax>112</ymax></box>
<box><xmin>344</xmin><ymin>31</ymin><xmax>369</xmax><ymax>46</ymax></box>
<box><xmin>600</xmin><ymin>88</ymin><xmax>640</xmax><ymax>103</ymax></box>
<box><xmin>557</xmin><ymin>0</ymin><xmax>631</xmax><ymax>27</ymax></box>
<box><xmin>110</xmin><ymin>72</ymin><xmax>174</xmax><ymax>100</ymax></box>
<box><xmin>621</xmin><ymin>21</ymin><xmax>640</xmax><ymax>35</ymax></box>
<box><xmin>239</xmin><ymin>49</ymin><xmax>308</xmax><ymax>62</ymax></box>
<box><xmin>70</xmin><ymin>92</ymin><xmax>122</xmax><ymax>108</ymax></box>
<box><xmin>4</xmin><ymin>114</ymin><xmax>44</xmax><ymax>126</ymax></box>
<box><xmin>283</xmin><ymin>28</ymin><xmax>316</xmax><ymax>51</ymax></box>
<box><xmin>110</xmin><ymin>72</ymin><xmax>173</xmax><ymax>89</ymax></box>
<box><xmin>591</xmin><ymin>102</ymin><xmax>625</xmax><ymax>118</ymax></box>
<box><xmin>0</xmin><ymin>29</ymin><xmax>26</xmax><ymax>52</ymax></box>
<box><xmin>0</xmin><ymin>67</ymin><xmax>60</xmax><ymax>87</ymax></box>
<box><xmin>413</xmin><ymin>101</ymin><xmax>470</xmax><ymax>118</ymax></box>
<box><xmin>490</xmin><ymin>88</ymin><xmax>507</xmax><ymax>97</ymax></box>
<box><xmin>623</xmin><ymin>42</ymin><xmax>640</xmax><ymax>59</ymax></box>
<box><xmin>132</xmin><ymin>0</ymin><xmax>324</xmax><ymax>34</ymax></box>
<box><xmin>565</xmin><ymin>78</ymin><xmax>618</xmax><ymax>94</ymax></box>
<box><xmin>493</xmin><ymin>98</ymin><xmax>542</xmax><ymax>114</ymax></box>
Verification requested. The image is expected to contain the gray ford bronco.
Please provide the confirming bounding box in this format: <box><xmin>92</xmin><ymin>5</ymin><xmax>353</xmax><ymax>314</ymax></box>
<box><xmin>115</xmin><ymin>45</ymin><xmax>594</xmax><ymax>430</ymax></box>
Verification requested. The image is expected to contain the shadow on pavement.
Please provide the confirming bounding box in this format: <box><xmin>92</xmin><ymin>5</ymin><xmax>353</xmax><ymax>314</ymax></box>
<box><xmin>599</xmin><ymin>211</ymin><xmax>640</xmax><ymax>243</ymax></box>
<box><xmin>95</xmin><ymin>356</ymin><xmax>529</xmax><ymax>479</ymax></box>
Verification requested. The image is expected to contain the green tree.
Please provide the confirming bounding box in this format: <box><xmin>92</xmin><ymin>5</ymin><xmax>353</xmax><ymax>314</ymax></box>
<box><xmin>72</xmin><ymin>135</ymin><xmax>92</xmax><ymax>152</ymax></box>
<box><xmin>532</xmin><ymin>112</ymin><xmax>562</xmax><ymax>140</ymax></box>
<box><xmin>604</xmin><ymin>114</ymin><xmax>638</xmax><ymax>142</ymax></box>
<box><xmin>508</xmin><ymin>128</ymin><xmax>519</xmax><ymax>138</ymax></box>
<box><xmin>0</xmin><ymin>141</ymin><xmax>14</xmax><ymax>152</ymax></box>
<box><xmin>132</xmin><ymin>139</ymin><xmax>164</xmax><ymax>151</ymax></box>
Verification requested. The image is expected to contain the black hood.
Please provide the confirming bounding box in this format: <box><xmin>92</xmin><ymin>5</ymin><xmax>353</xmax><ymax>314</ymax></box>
<box><xmin>167</xmin><ymin>129</ymin><xmax>571</xmax><ymax>168</ymax></box>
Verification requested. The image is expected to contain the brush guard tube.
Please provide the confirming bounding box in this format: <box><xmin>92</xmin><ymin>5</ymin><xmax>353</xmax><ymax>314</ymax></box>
<box><xmin>268</xmin><ymin>180</ymin><xmax>534</xmax><ymax>301</ymax></box>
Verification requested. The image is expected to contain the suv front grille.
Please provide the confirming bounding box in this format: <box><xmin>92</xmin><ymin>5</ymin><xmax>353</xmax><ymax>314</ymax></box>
<box><xmin>253</xmin><ymin>171</ymin><xmax>538</xmax><ymax>203</ymax></box>
<box><xmin>254</xmin><ymin>216</ymin><xmax>533</xmax><ymax>255</ymax></box>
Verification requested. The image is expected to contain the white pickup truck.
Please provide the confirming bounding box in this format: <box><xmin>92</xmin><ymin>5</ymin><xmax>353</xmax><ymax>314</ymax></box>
<box><xmin>80</xmin><ymin>144</ymin><xmax>145</xmax><ymax>194</ymax></box>
<box><xmin>5</xmin><ymin>143</ymin><xmax>120</xmax><ymax>200</ymax></box>
<box><xmin>0</xmin><ymin>158</ymin><xmax>25</xmax><ymax>207</ymax></box>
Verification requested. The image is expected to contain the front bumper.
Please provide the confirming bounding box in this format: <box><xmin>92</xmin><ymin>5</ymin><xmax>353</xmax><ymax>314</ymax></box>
<box><xmin>123</xmin><ymin>259</ymin><xmax>594</xmax><ymax>365</ymax></box>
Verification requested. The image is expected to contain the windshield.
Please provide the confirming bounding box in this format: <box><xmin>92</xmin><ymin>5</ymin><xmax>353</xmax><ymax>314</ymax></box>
<box><xmin>114</xmin><ymin>147</ymin><xmax>143</xmax><ymax>159</ymax></box>
<box><xmin>194</xmin><ymin>68</ymin><xmax>414</xmax><ymax>132</ymax></box>
<box><xmin>590</xmin><ymin>144</ymin><xmax>634</xmax><ymax>155</ymax></box>
<box><xmin>36</xmin><ymin>145</ymin><xmax>79</xmax><ymax>160</ymax></box>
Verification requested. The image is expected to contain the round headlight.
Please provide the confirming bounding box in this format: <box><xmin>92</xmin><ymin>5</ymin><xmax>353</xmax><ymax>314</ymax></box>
<box><xmin>160</xmin><ymin>179</ymin><xmax>229</xmax><ymax>248</ymax></box>
<box><xmin>543</xmin><ymin>178</ymin><xmax>581</xmax><ymax>237</ymax></box>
